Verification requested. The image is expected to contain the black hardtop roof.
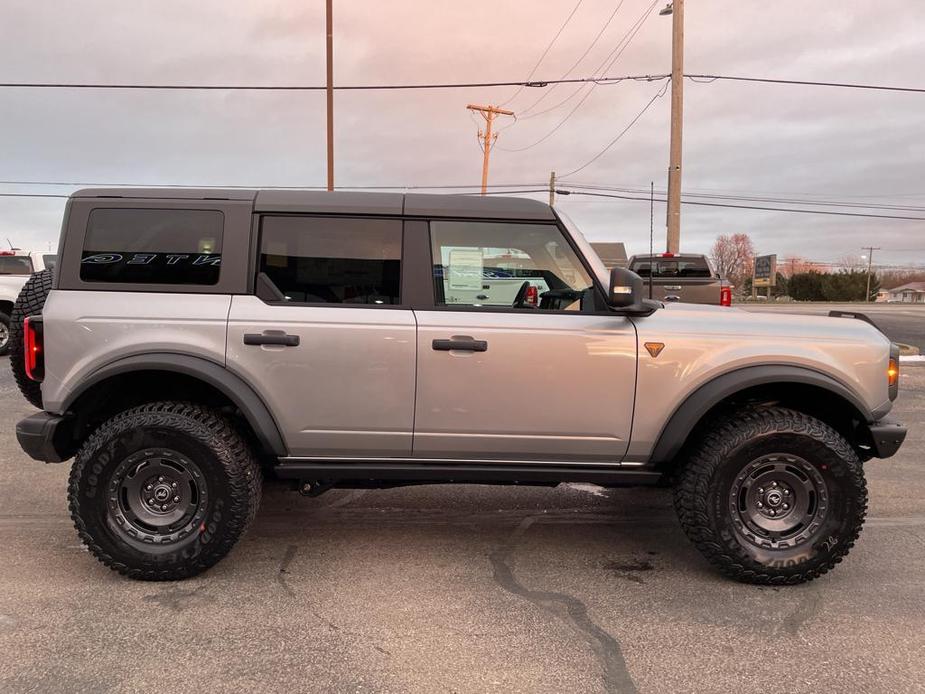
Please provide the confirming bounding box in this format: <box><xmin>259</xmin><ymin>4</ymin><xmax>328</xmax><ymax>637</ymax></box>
<box><xmin>71</xmin><ymin>188</ymin><xmax>555</xmax><ymax>220</ymax></box>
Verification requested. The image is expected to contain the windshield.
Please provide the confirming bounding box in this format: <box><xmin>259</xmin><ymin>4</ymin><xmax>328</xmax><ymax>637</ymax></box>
<box><xmin>555</xmin><ymin>210</ymin><xmax>609</xmax><ymax>289</ymax></box>
<box><xmin>0</xmin><ymin>256</ymin><xmax>33</xmax><ymax>275</ymax></box>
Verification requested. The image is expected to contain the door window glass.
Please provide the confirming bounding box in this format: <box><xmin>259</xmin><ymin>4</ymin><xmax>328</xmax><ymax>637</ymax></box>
<box><xmin>430</xmin><ymin>221</ymin><xmax>594</xmax><ymax>311</ymax></box>
<box><xmin>259</xmin><ymin>216</ymin><xmax>401</xmax><ymax>305</ymax></box>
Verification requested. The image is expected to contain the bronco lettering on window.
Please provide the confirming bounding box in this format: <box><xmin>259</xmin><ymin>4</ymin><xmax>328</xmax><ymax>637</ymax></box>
<box><xmin>80</xmin><ymin>208</ymin><xmax>224</xmax><ymax>285</ymax></box>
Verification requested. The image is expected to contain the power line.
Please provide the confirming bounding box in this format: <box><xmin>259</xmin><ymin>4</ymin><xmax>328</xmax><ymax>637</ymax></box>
<box><xmin>558</xmin><ymin>79</ymin><xmax>670</xmax><ymax>177</ymax></box>
<box><xmin>503</xmin><ymin>0</ymin><xmax>659</xmax><ymax>146</ymax></box>
<box><xmin>0</xmin><ymin>180</ymin><xmax>547</xmax><ymax>190</ymax></box>
<box><xmin>1</xmin><ymin>73</ymin><xmax>922</xmax><ymax>94</ymax></box>
<box><xmin>686</xmin><ymin>74</ymin><xmax>925</xmax><ymax>94</ymax></box>
<box><xmin>563</xmin><ymin>182</ymin><xmax>925</xmax><ymax>212</ymax></box>
<box><xmin>0</xmin><ymin>74</ymin><xmax>666</xmax><ymax>92</ymax></box>
<box><xmin>498</xmin><ymin>0</ymin><xmax>586</xmax><ymax>107</ymax></box>
<box><xmin>517</xmin><ymin>0</ymin><xmax>628</xmax><ymax>118</ymax></box>
<box><xmin>554</xmin><ymin>189</ymin><xmax>925</xmax><ymax>220</ymax></box>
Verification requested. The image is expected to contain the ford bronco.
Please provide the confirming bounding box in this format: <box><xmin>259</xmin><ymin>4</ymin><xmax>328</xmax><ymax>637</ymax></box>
<box><xmin>10</xmin><ymin>188</ymin><xmax>907</xmax><ymax>583</ymax></box>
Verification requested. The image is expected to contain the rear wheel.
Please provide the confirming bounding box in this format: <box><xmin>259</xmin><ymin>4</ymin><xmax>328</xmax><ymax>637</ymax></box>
<box><xmin>69</xmin><ymin>402</ymin><xmax>261</xmax><ymax>580</ymax></box>
<box><xmin>674</xmin><ymin>407</ymin><xmax>867</xmax><ymax>584</ymax></box>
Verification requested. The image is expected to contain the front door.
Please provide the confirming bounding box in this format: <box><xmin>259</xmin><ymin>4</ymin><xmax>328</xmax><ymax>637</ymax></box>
<box><xmin>413</xmin><ymin>219</ymin><xmax>637</xmax><ymax>463</ymax></box>
<box><xmin>227</xmin><ymin>215</ymin><xmax>416</xmax><ymax>457</ymax></box>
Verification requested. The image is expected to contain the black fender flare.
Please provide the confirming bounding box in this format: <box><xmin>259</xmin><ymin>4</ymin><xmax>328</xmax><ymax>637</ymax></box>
<box><xmin>62</xmin><ymin>353</ymin><xmax>287</xmax><ymax>456</ymax></box>
<box><xmin>649</xmin><ymin>364</ymin><xmax>874</xmax><ymax>464</ymax></box>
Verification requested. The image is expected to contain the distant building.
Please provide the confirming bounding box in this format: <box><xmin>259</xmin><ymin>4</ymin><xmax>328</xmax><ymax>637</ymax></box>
<box><xmin>887</xmin><ymin>282</ymin><xmax>925</xmax><ymax>303</ymax></box>
<box><xmin>590</xmin><ymin>242</ymin><xmax>628</xmax><ymax>269</ymax></box>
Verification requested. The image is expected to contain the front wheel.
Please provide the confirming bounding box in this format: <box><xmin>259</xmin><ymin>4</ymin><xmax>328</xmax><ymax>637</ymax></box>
<box><xmin>69</xmin><ymin>402</ymin><xmax>262</xmax><ymax>580</ymax></box>
<box><xmin>674</xmin><ymin>407</ymin><xmax>867</xmax><ymax>585</ymax></box>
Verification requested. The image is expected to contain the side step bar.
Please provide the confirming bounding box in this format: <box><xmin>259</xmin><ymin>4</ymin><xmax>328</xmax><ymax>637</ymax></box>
<box><xmin>274</xmin><ymin>459</ymin><xmax>662</xmax><ymax>486</ymax></box>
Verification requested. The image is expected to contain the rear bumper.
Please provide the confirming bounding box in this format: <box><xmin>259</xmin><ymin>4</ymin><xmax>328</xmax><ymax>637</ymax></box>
<box><xmin>867</xmin><ymin>417</ymin><xmax>907</xmax><ymax>459</ymax></box>
<box><xmin>16</xmin><ymin>411</ymin><xmax>75</xmax><ymax>463</ymax></box>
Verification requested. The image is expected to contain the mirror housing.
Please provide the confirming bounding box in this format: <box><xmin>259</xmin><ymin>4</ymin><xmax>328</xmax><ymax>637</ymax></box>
<box><xmin>607</xmin><ymin>267</ymin><xmax>658</xmax><ymax>315</ymax></box>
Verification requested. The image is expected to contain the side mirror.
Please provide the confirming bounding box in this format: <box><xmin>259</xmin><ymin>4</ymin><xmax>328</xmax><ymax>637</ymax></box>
<box><xmin>606</xmin><ymin>267</ymin><xmax>658</xmax><ymax>316</ymax></box>
<box><xmin>607</xmin><ymin>266</ymin><xmax>644</xmax><ymax>308</ymax></box>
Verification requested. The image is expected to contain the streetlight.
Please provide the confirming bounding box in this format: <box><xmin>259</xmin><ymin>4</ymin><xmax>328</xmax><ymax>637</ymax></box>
<box><xmin>660</xmin><ymin>1</ymin><xmax>684</xmax><ymax>254</ymax></box>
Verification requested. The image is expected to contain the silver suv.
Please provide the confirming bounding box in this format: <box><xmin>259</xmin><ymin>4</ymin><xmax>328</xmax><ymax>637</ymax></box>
<box><xmin>11</xmin><ymin>188</ymin><xmax>907</xmax><ymax>583</ymax></box>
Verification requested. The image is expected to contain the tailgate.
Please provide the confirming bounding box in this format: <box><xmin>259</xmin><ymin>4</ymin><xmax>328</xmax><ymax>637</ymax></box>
<box><xmin>644</xmin><ymin>278</ymin><xmax>722</xmax><ymax>305</ymax></box>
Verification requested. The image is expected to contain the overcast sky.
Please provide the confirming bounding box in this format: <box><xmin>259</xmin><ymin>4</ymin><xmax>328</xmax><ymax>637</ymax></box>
<box><xmin>1</xmin><ymin>0</ymin><xmax>923</xmax><ymax>268</ymax></box>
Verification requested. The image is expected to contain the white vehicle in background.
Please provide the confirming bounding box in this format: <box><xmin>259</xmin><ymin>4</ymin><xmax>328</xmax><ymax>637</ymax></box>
<box><xmin>0</xmin><ymin>250</ymin><xmax>56</xmax><ymax>355</ymax></box>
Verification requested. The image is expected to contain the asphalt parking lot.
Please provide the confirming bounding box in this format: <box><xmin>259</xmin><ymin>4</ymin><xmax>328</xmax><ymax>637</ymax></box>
<box><xmin>0</xmin><ymin>356</ymin><xmax>923</xmax><ymax>693</ymax></box>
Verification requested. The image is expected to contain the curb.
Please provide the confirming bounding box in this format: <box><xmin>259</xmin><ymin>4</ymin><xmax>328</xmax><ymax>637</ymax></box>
<box><xmin>900</xmin><ymin>355</ymin><xmax>925</xmax><ymax>367</ymax></box>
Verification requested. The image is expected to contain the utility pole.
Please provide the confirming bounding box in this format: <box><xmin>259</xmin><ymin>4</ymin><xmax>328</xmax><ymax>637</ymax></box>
<box><xmin>862</xmin><ymin>246</ymin><xmax>880</xmax><ymax>302</ymax></box>
<box><xmin>325</xmin><ymin>0</ymin><xmax>334</xmax><ymax>191</ymax></box>
<box><xmin>660</xmin><ymin>0</ymin><xmax>684</xmax><ymax>254</ymax></box>
<box><xmin>548</xmin><ymin>171</ymin><xmax>556</xmax><ymax>207</ymax></box>
<box><xmin>466</xmin><ymin>104</ymin><xmax>514</xmax><ymax>194</ymax></box>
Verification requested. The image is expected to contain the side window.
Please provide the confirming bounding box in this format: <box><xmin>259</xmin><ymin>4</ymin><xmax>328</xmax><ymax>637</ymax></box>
<box><xmin>259</xmin><ymin>216</ymin><xmax>402</xmax><ymax>305</ymax></box>
<box><xmin>80</xmin><ymin>208</ymin><xmax>223</xmax><ymax>285</ymax></box>
<box><xmin>430</xmin><ymin>221</ymin><xmax>595</xmax><ymax>311</ymax></box>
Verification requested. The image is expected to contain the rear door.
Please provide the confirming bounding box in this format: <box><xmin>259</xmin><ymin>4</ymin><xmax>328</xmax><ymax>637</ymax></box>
<box><xmin>227</xmin><ymin>215</ymin><xmax>416</xmax><ymax>457</ymax></box>
<box><xmin>412</xmin><ymin>219</ymin><xmax>637</xmax><ymax>463</ymax></box>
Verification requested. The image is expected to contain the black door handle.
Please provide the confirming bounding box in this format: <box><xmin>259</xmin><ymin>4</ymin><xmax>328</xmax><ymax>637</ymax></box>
<box><xmin>432</xmin><ymin>337</ymin><xmax>488</xmax><ymax>352</ymax></box>
<box><xmin>244</xmin><ymin>333</ymin><xmax>300</xmax><ymax>347</ymax></box>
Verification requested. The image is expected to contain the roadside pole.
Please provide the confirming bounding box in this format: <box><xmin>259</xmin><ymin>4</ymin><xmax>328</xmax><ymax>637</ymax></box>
<box><xmin>662</xmin><ymin>0</ymin><xmax>684</xmax><ymax>254</ymax></box>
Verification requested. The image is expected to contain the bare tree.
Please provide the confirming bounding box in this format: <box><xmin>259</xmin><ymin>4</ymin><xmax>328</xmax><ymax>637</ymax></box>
<box><xmin>710</xmin><ymin>233</ymin><xmax>755</xmax><ymax>291</ymax></box>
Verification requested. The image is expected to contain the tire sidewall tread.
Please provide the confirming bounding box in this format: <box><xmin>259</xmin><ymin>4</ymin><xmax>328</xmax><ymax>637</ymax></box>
<box><xmin>674</xmin><ymin>407</ymin><xmax>868</xmax><ymax>585</ymax></box>
<box><xmin>68</xmin><ymin>401</ymin><xmax>262</xmax><ymax>581</ymax></box>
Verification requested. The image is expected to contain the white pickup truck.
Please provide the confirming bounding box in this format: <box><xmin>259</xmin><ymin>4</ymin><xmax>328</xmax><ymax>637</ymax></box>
<box><xmin>0</xmin><ymin>251</ymin><xmax>55</xmax><ymax>355</ymax></box>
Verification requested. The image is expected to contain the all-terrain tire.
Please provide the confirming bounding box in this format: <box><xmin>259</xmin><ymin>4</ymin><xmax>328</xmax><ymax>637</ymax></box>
<box><xmin>0</xmin><ymin>310</ymin><xmax>10</xmax><ymax>357</ymax></box>
<box><xmin>69</xmin><ymin>401</ymin><xmax>262</xmax><ymax>581</ymax></box>
<box><xmin>674</xmin><ymin>407</ymin><xmax>867</xmax><ymax>585</ymax></box>
<box><xmin>10</xmin><ymin>269</ymin><xmax>53</xmax><ymax>408</ymax></box>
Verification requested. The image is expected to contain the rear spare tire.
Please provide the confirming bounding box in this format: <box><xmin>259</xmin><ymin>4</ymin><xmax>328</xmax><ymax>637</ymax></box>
<box><xmin>10</xmin><ymin>269</ymin><xmax>53</xmax><ymax>408</ymax></box>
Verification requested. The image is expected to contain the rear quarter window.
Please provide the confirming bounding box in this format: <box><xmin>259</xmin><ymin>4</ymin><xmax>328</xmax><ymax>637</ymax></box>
<box><xmin>80</xmin><ymin>208</ymin><xmax>224</xmax><ymax>285</ymax></box>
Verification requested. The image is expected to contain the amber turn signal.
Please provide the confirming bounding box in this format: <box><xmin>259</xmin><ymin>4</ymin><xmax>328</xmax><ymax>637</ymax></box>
<box><xmin>888</xmin><ymin>357</ymin><xmax>899</xmax><ymax>387</ymax></box>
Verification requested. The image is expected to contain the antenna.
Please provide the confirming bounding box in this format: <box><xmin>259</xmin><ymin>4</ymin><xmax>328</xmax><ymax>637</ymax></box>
<box><xmin>649</xmin><ymin>182</ymin><xmax>654</xmax><ymax>300</ymax></box>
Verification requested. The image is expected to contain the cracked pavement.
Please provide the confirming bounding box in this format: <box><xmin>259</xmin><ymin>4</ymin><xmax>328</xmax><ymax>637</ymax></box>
<box><xmin>0</xmin><ymin>359</ymin><xmax>923</xmax><ymax>693</ymax></box>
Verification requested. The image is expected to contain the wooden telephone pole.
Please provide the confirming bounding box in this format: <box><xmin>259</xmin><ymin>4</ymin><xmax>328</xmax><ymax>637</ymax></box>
<box><xmin>467</xmin><ymin>104</ymin><xmax>514</xmax><ymax>194</ymax></box>
<box><xmin>325</xmin><ymin>0</ymin><xmax>334</xmax><ymax>191</ymax></box>
<box><xmin>661</xmin><ymin>0</ymin><xmax>684</xmax><ymax>254</ymax></box>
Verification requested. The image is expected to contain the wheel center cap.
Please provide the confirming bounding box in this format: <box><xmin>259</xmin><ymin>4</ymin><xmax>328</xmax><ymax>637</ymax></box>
<box><xmin>765</xmin><ymin>490</ymin><xmax>783</xmax><ymax>507</ymax></box>
<box><xmin>153</xmin><ymin>485</ymin><xmax>171</xmax><ymax>502</ymax></box>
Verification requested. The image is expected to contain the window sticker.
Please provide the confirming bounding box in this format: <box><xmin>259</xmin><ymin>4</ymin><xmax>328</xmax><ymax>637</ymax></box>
<box><xmin>447</xmin><ymin>248</ymin><xmax>484</xmax><ymax>291</ymax></box>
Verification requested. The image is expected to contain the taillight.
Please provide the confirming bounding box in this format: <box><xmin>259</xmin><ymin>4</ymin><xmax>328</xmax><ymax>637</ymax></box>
<box><xmin>24</xmin><ymin>316</ymin><xmax>45</xmax><ymax>382</ymax></box>
<box><xmin>720</xmin><ymin>286</ymin><xmax>732</xmax><ymax>307</ymax></box>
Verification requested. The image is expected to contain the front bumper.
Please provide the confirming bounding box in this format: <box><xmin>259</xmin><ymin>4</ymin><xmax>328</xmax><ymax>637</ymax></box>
<box><xmin>16</xmin><ymin>411</ymin><xmax>75</xmax><ymax>463</ymax></box>
<box><xmin>867</xmin><ymin>416</ymin><xmax>907</xmax><ymax>459</ymax></box>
